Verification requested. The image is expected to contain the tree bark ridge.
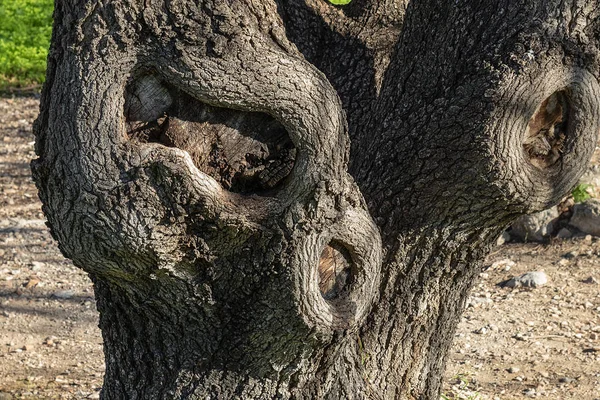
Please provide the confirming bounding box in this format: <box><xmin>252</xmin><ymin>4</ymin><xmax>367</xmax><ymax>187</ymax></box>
<box><xmin>32</xmin><ymin>0</ymin><xmax>600</xmax><ymax>398</ymax></box>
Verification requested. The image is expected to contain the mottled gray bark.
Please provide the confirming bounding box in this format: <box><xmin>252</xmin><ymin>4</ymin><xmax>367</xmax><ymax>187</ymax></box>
<box><xmin>32</xmin><ymin>0</ymin><xmax>600</xmax><ymax>399</ymax></box>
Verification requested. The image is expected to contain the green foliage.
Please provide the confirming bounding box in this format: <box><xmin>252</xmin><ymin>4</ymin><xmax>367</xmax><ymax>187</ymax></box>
<box><xmin>0</xmin><ymin>0</ymin><xmax>53</xmax><ymax>90</ymax></box>
<box><xmin>572</xmin><ymin>182</ymin><xmax>593</xmax><ymax>203</ymax></box>
<box><xmin>328</xmin><ymin>0</ymin><xmax>352</xmax><ymax>5</ymax></box>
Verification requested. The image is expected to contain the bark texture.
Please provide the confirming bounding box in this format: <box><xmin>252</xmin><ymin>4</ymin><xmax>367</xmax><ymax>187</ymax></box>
<box><xmin>33</xmin><ymin>0</ymin><xmax>600</xmax><ymax>399</ymax></box>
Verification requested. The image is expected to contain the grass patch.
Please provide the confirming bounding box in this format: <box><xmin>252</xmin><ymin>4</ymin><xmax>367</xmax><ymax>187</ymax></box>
<box><xmin>0</xmin><ymin>0</ymin><xmax>53</xmax><ymax>92</ymax></box>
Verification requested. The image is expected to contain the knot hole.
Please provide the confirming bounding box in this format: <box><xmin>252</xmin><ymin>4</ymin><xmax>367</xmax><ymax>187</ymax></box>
<box><xmin>523</xmin><ymin>90</ymin><xmax>570</xmax><ymax>169</ymax></box>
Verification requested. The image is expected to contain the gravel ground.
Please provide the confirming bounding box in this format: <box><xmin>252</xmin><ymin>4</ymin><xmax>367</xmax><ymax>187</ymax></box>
<box><xmin>0</xmin><ymin>97</ymin><xmax>103</xmax><ymax>399</ymax></box>
<box><xmin>0</xmin><ymin>97</ymin><xmax>599</xmax><ymax>399</ymax></box>
<box><xmin>444</xmin><ymin>239</ymin><xmax>600</xmax><ymax>400</ymax></box>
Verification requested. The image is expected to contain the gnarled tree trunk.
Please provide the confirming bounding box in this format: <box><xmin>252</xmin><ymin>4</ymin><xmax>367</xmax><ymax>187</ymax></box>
<box><xmin>32</xmin><ymin>0</ymin><xmax>600</xmax><ymax>398</ymax></box>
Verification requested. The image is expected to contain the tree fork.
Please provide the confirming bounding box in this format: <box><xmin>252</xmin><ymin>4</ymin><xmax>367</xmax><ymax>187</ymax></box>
<box><xmin>33</xmin><ymin>0</ymin><xmax>600</xmax><ymax>398</ymax></box>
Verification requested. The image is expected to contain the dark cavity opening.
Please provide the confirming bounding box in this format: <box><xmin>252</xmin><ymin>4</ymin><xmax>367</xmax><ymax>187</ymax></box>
<box><xmin>318</xmin><ymin>242</ymin><xmax>354</xmax><ymax>300</ymax></box>
<box><xmin>124</xmin><ymin>75</ymin><xmax>296</xmax><ymax>193</ymax></box>
<box><xmin>523</xmin><ymin>90</ymin><xmax>570</xmax><ymax>169</ymax></box>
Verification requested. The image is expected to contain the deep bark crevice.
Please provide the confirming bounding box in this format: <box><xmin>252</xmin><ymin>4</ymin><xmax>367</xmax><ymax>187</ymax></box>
<box><xmin>124</xmin><ymin>74</ymin><xmax>297</xmax><ymax>194</ymax></box>
<box><xmin>523</xmin><ymin>89</ymin><xmax>570</xmax><ymax>168</ymax></box>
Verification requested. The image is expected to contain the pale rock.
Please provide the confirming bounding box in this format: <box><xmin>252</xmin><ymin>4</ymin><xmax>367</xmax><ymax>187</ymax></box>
<box><xmin>497</xmin><ymin>231</ymin><xmax>511</xmax><ymax>246</ymax></box>
<box><xmin>511</xmin><ymin>208</ymin><xmax>558</xmax><ymax>242</ymax></box>
<box><xmin>569</xmin><ymin>199</ymin><xmax>600</xmax><ymax>236</ymax></box>
<box><xmin>474</xmin><ymin>327</ymin><xmax>488</xmax><ymax>335</ymax></box>
<box><xmin>53</xmin><ymin>290</ymin><xmax>75</xmax><ymax>299</ymax></box>
<box><xmin>503</xmin><ymin>271</ymin><xmax>548</xmax><ymax>288</ymax></box>
<box><xmin>30</xmin><ymin>261</ymin><xmax>44</xmax><ymax>271</ymax></box>
<box><xmin>556</xmin><ymin>228</ymin><xmax>573</xmax><ymax>239</ymax></box>
<box><xmin>490</xmin><ymin>259</ymin><xmax>515</xmax><ymax>270</ymax></box>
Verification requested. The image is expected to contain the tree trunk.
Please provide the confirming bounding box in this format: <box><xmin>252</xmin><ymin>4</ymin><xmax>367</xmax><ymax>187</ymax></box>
<box><xmin>32</xmin><ymin>0</ymin><xmax>600</xmax><ymax>398</ymax></box>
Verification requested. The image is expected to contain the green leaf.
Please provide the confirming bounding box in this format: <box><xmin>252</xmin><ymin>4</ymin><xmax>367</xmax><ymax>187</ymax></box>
<box><xmin>328</xmin><ymin>0</ymin><xmax>352</xmax><ymax>5</ymax></box>
<box><xmin>572</xmin><ymin>183</ymin><xmax>593</xmax><ymax>203</ymax></box>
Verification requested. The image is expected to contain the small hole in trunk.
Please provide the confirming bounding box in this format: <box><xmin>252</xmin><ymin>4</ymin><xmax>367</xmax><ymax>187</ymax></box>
<box><xmin>318</xmin><ymin>242</ymin><xmax>353</xmax><ymax>300</ymax></box>
<box><xmin>124</xmin><ymin>74</ymin><xmax>296</xmax><ymax>193</ymax></box>
<box><xmin>523</xmin><ymin>90</ymin><xmax>570</xmax><ymax>169</ymax></box>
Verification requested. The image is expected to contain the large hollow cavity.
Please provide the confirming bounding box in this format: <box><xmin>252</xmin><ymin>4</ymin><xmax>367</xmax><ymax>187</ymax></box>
<box><xmin>124</xmin><ymin>75</ymin><xmax>297</xmax><ymax>193</ymax></box>
<box><xmin>318</xmin><ymin>242</ymin><xmax>354</xmax><ymax>300</ymax></box>
<box><xmin>523</xmin><ymin>90</ymin><xmax>570</xmax><ymax>169</ymax></box>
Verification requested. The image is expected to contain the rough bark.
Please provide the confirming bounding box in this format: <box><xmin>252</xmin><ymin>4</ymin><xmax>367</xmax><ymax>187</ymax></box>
<box><xmin>32</xmin><ymin>0</ymin><xmax>600</xmax><ymax>399</ymax></box>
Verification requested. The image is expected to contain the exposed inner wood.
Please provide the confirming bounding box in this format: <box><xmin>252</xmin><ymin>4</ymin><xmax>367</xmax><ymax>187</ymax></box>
<box><xmin>318</xmin><ymin>242</ymin><xmax>353</xmax><ymax>300</ymax></box>
<box><xmin>124</xmin><ymin>75</ymin><xmax>296</xmax><ymax>193</ymax></box>
<box><xmin>523</xmin><ymin>90</ymin><xmax>570</xmax><ymax>169</ymax></box>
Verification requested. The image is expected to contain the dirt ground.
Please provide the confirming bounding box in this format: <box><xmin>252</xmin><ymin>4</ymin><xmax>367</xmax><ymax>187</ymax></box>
<box><xmin>0</xmin><ymin>97</ymin><xmax>599</xmax><ymax>399</ymax></box>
